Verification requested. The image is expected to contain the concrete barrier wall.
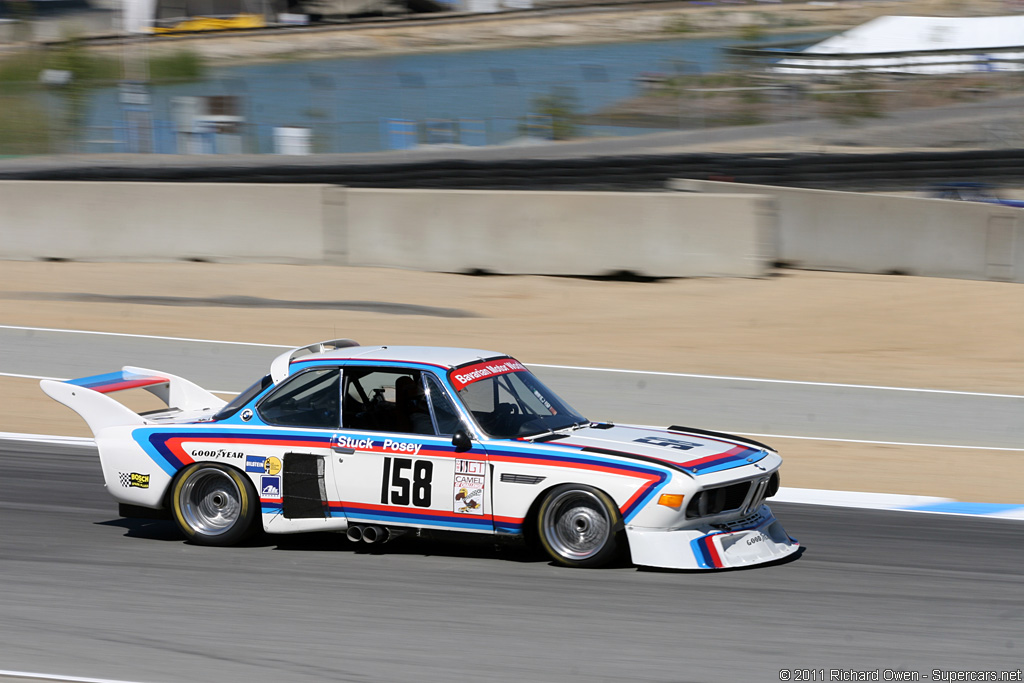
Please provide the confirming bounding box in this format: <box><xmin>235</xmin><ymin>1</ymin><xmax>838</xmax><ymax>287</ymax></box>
<box><xmin>344</xmin><ymin>189</ymin><xmax>772</xmax><ymax>277</ymax></box>
<box><xmin>0</xmin><ymin>182</ymin><xmax>342</xmax><ymax>263</ymax></box>
<box><xmin>0</xmin><ymin>182</ymin><xmax>773</xmax><ymax>278</ymax></box>
<box><xmin>670</xmin><ymin>179</ymin><xmax>1024</xmax><ymax>283</ymax></box>
<box><xmin>12</xmin><ymin>179</ymin><xmax>1018</xmax><ymax>282</ymax></box>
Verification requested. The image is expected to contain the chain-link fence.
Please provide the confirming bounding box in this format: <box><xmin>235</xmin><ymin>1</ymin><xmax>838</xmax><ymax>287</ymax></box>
<box><xmin>4</xmin><ymin>37</ymin><xmax>1024</xmax><ymax>156</ymax></box>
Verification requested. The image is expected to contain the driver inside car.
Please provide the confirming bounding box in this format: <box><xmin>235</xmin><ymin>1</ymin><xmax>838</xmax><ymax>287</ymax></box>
<box><xmin>395</xmin><ymin>375</ymin><xmax>433</xmax><ymax>434</ymax></box>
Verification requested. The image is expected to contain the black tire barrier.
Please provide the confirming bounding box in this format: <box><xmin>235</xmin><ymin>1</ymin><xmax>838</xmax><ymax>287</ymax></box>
<box><xmin>4</xmin><ymin>149</ymin><xmax>1024</xmax><ymax>192</ymax></box>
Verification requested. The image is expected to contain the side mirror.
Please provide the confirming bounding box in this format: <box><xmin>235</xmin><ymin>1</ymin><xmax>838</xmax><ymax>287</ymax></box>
<box><xmin>452</xmin><ymin>428</ymin><xmax>473</xmax><ymax>453</ymax></box>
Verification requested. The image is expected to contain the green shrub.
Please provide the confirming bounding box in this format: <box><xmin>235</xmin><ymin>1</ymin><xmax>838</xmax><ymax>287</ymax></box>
<box><xmin>814</xmin><ymin>89</ymin><xmax>884</xmax><ymax>123</ymax></box>
<box><xmin>0</xmin><ymin>42</ymin><xmax>205</xmax><ymax>153</ymax></box>
<box><xmin>738</xmin><ymin>23</ymin><xmax>765</xmax><ymax>43</ymax></box>
<box><xmin>0</xmin><ymin>45</ymin><xmax>204</xmax><ymax>88</ymax></box>
<box><xmin>665</xmin><ymin>16</ymin><xmax>693</xmax><ymax>34</ymax></box>
<box><xmin>529</xmin><ymin>86</ymin><xmax>581</xmax><ymax>140</ymax></box>
<box><xmin>49</xmin><ymin>39</ymin><xmax>120</xmax><ymax>83</ymax></box>
<box><xmin>0</xmin><ymin>41</ymin><xmax>119</xmax><ymax>89</ymax></box>
<box><xmin>0</xmin><ymin>52</ymin><xmax>46</xmax><ymax>93</ymax></box>
<box><xmin>149</xmin><ymin>50</ymin><xmax>205</xmax><ymax>82</ymax></box>
<box><xmin>0</xmin><ymin>96</ymin><xmax>53</xmax><ymax>154</ymax></box>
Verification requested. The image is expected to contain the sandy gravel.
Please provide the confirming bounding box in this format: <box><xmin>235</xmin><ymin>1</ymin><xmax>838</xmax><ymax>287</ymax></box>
<box><xmin>1</xmin><ymin>260</ymin><xmax>1021</xmax><ymax>502</ymax></box>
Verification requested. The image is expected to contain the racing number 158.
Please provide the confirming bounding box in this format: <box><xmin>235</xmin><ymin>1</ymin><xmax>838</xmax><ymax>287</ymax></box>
<box><xmin>380</xmin><ymin>457</ymin><xmax>432</xmax><ymax>507</ymax></box>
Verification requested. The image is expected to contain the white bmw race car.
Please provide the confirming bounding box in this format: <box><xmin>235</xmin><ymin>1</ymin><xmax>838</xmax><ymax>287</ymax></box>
<box><xmin>41</xmin><ymin>340</ymin><xmax>799</xmax><ymax>569</ymax></box>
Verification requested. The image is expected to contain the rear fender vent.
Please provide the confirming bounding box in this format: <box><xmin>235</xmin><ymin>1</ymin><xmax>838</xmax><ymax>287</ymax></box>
<box><xmin>500</xmin><ymin>473</ymin><xmax>546</xmax><ymax>485</ymax></box>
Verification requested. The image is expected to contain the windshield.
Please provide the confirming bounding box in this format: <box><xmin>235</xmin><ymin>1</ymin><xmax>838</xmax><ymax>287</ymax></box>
<box><xmin>450</xmin><ymin>359</ymin><xmax>587</xmax><ymax>438</ymax></box>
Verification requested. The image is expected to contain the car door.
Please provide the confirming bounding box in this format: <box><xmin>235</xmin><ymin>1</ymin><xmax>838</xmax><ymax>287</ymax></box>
<box><xmin>332</xmin><ymin>366</ymin><xmax>494</xmax><ymax>534</ymax></box>
<box><xmin>251</xmin><ymin>365</ymin><xmax>346</xmax><ymax>532</ymax></box>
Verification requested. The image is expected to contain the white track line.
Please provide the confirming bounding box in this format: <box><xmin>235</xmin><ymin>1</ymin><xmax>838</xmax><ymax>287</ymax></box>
<box><xmin>774</xmin><ymin>488</ymin><xmax>1024</xmax><ymax>519</ymax></box>
<box><xmin>774</xmin><ymin>487</ymin><xmax>950</xmax><ymax>510</ymax></box>
<box><xmin>0</xmin><ymin>431</ymin><xmax>93</xmax><ymax>446</ymax></box>
<box><xmin>528</xmin><ymin>363</ymin><xmax>1024</xmax><ymax>399</ymax></box>
<box><xmin>735</xmin><ymin>431</ymin><xmax>1024</xmax><ymax>453</ymax></box>
<box><xmin>0</xmin><ymin>324</ymin><xmax>289</xmax><ymax>348</ymax></box>
<box><xmin>1</xmin><ymin>371</ymin><xmax>68</xmax><ymax>381</ymax></box>
<box><xmin>638</xmin><ymin>421</ymin><xmax>1024</xmax><ymax>452</ymax></box>
<box><xmin>0</xmin><ymin>670</ymin><xmax>141</xmax><ymax>683</ymax></box>
<box><xmin>2</xmin><ymin>324</ymin><xmax>1020</xmax><ymax>399</ymax></box>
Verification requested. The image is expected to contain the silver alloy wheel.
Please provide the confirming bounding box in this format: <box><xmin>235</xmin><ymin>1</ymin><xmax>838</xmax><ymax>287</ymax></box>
<box><xmin>178</xmin><ymin>468</ymin><xmax>243</xmax><ymax>536</ymax></box>
<box><xmin>542</xmin><ymin>489</ymin><xmax>611</xmax><ymax>561</ymax></box>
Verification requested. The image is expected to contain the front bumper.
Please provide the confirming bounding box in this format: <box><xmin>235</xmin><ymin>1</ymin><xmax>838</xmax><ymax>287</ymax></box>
<box><xmin>625</xmin><ymin>505</ymin><xmax>799</xmax><ymax>570</ymax></box>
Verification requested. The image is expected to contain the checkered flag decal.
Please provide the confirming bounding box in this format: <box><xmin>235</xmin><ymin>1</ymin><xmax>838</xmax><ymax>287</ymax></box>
<box><xmin>118</xmin><ymin>472</ymin><xmax>131</xmax><ymax>488</ymax></box>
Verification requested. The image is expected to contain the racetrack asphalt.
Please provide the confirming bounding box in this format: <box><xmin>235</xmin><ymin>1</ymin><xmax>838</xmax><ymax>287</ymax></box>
<box><xmin>1</xmin><ymin>439</ymin><xmax>1022</xmax><ymax>683</ymax></box>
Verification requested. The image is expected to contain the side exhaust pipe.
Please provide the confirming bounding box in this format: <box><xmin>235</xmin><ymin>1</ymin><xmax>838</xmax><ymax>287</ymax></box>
<box><xmin>362</xmin><ymin>525</ymin><xmax>387</xmax><ymax>544</ymax></box>
<box><xmin>346</xmin><ymin>524</ymin><xmax>407</xmax><ymax>545</ymax></box>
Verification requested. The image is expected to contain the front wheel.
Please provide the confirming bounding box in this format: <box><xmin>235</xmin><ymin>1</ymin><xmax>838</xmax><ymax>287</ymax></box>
<box><xmin>536</xmin><ymin>484</ymin><xmax>626</xmax><ymax>568</ymax></box>
<box><xmin>170</xmin><ymin>463</ymin><xmax>258</xmax><ymax>546</ymax></box>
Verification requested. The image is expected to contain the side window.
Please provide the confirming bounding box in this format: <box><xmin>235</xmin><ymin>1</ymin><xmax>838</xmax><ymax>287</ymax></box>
<box><xmin>424</xmin><ymin>374</ymin><xmax>462</xmax><ymax>436</ymax></box>
<box><xmin>342</xmin><ymin>368</ymin><xmax>435</xmax><ymax>435</ymax></box>
<box><xmin>257</xmin><ymin>368</ymin><xmax>340</xmax><ymax>429</ymax></box>
<box><xmin>214</xmin><ymin>374</ymin><xmax>272</xmax><ymax>421</ymax></box>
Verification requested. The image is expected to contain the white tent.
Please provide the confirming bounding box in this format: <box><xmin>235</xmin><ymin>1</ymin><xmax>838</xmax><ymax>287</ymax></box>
<box><xmin>774</xmin><ymin>15</ymin><xmax>1024</xmax><ymax>75</ymax></box>
<box><xmin>123</xmin><ymin>0</ymin><xmax>158</xmax><ymax>33</ymax></box>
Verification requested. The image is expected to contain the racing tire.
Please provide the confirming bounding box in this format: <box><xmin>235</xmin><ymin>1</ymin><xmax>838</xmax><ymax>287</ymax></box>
<box><xmin>536</xmin><ymin>484</ymin><xmax>626</xmax><ymax>568</ymax></box>
<box><xmin>170</xmin><ymin>463</ymin><xmax>258</xmax><ymax>547</ymax></box>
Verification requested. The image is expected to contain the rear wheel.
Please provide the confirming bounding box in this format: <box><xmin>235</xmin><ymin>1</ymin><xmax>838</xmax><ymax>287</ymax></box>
<box><xmin>170</xmin><ymin>463</ymin><xmax>258</xmax><ymax>546</ymax></box>
<box><xmin>536</xmin><ymin>484</ymin><xmax>625</xmax><ymax>568</ymax></box>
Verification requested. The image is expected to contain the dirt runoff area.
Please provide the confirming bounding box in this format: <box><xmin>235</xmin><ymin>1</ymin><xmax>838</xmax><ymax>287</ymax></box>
<box><xmin>1</xmin><ymin>261</ymin><xmax>1022</xmax><ymax>503</ymax></box>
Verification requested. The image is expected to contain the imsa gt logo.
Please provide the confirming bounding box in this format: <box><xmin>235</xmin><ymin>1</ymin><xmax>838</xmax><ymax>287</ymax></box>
<box><xmin>118</xmin><ymin>472</ymin><xmax>150</xmax><ymax>489</ymax></box>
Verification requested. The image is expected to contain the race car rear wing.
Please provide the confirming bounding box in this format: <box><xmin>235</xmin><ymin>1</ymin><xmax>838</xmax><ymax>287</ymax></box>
<box><xmin>40</xmin><ymin>366</ymin><xmax>227</xmax><ymax>436</ymax></box>
<box><xmin>269</xmin><ymin>338</ymin><xmax>359</xmax><ymax>384</ymax></box>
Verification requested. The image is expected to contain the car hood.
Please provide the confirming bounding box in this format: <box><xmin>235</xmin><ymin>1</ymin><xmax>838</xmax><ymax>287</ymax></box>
<box><xmin>545</xmin><ymin>423</ymin><xmax>780</xmax><ymax>481</ymax></box>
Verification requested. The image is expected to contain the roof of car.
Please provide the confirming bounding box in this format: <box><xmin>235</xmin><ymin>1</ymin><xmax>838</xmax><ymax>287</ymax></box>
<box><xmin>270</xmin><ymin>340</ymin><xmax>513</xmax><ymax>384</ymax></box>
<box><xmin>295</xmin><ymin>345</ymin><xmax>507</xmax><ymax>369</ymax></box>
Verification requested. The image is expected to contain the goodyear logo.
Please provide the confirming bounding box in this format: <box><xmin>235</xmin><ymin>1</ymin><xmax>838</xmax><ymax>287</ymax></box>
<box><xmin>119</xmin><ymin>472</ymin><xmax>150</xmax><ymax>489</ymax></box>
